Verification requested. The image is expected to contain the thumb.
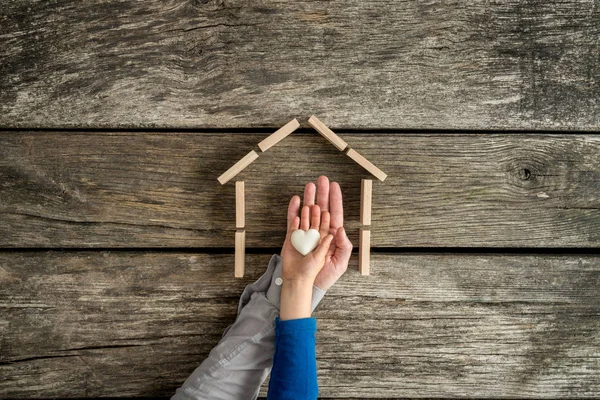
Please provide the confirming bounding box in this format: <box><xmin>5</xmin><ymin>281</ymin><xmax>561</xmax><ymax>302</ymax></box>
<box><xmin>334</xmin><ymin>227</ymin><xmax>352</xmax><ymax>264</ymax></box>
<box><xmin>313</xmin><ymin>234</ymin><xmax>334</xmax><ymax>261</ymax></box>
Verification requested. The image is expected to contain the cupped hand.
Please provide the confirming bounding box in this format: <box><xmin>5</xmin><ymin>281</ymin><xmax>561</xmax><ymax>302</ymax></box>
<box><xmin>280</xmin><ymin>202</ymin><xmax>334</xmax><ymax>285</ymax></box>
<box><xmin>281</xmin><ymin>176</ymin><xmax>353</xmax><ymax>291</ymax></box>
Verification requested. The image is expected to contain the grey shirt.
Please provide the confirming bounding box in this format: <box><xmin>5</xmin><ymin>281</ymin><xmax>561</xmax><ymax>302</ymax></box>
<box><xmin>172</xmin><ymin>254</ymin><xmax>325</xmax><ymax>400</ymax></box>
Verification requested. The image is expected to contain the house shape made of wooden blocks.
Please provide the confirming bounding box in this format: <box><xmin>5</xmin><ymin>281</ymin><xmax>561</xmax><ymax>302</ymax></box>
<box><xmin>217</xmin><ymin>116</ymin><xmax>388</xmax><ymax>277</ymax></box>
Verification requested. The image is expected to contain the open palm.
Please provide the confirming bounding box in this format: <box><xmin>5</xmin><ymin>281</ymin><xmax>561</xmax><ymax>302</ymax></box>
<box><xmin>281</xmin><ymin>176</ymin><xmax>353</xmax><ymax>291</ymax></box>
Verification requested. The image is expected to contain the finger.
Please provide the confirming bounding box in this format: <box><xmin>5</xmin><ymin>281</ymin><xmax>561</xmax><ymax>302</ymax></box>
<box><xmin>316</xmin><ymin>176</ymin><xmax>330</xmax><ymax>212</ymax></box>
<box><xmin>287</xmin><ymin>195</ymin><xmax>301</xmax><ymax>235</ymax></box>
<box><xmin>329</xmin><ymin>182</ymin><xmax>344</xmax><ymax>229</ymax></box>
<box><xmin>300</xmin><ymin>205</ymin><xmax>310</xmax><ymax>230</ymax></box>
<box><xmin>319</xmin><ymin>211</ymin><xmax>331</xmax><ymax>238</ymax></box>
<box><xmin>333</xmin><ymin>227</ymin><xmax>352</xmax><ymax>266</ymax></box>
<box><xmin>285</xmin><ymin>216</ymin><xmax>300</xmax><ymax>240</ymax></box>
<box><xmin>310</xmin><ymin>204</ymin><xmax>321</xmax><ymax>230</ymax></box>
<box><xmin>303</xmin><ymin>182</ymin><xmax>316</xmax><ymax>206</ymax></box>
<box><xmin>313</xmin><ymin>234</ymin><xmax>334</xmax><ymax>260</ymax></box>
<box><xmin>291</xmin><ymin>216</ymin><xmax>300</xmax><ymax>231</ymax></box>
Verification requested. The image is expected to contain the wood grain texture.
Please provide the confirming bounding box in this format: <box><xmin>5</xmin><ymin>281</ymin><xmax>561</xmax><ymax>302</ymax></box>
<box><xmin>347</xmin><ymin>148</ymin><xmax>388</xmax><ymax>181</ymax></box>
<box><xmin>258</xmin><ymin>119</ymin><xmax>300</xmax><ymax>152</ymax></box>
<box><xmin>360</xmin><ymin>179</ymin><xmax>372</xmax><ymax>226</ymax></box>
<box><xmin>235</xmin><ymin>180</ymin><xmax>244</xmax><ymax>228</ymax></box>
<box><xmin>234</xmin><ymin>229</ymin><xmax>245</xmax><ymax>278</ymax></box>
<box><xmin>217</xmin><ymin>150</ymin><xmax>259</xmax><ymax>185</ymax></box>
<box><xmin>359</xmin><ymin>228</ymin><xmax>370</xmax><ymax>275</ymax></box>
<box><xmin>0</xmin><ymin>0</ymin><xmax>598</xmax><ymax>129</ymax></box>
<box><xmin>308</xmin><ymin>115</ymin><xmax>348</xmax><ymax>151</ymax></box>
<box><xmin>1</xmin><ymin>252</ymin><xmax>598</xmax><ymax>398</ymax></box>
<box><xmin>1</xmin><ymin>132</ymin><xmax>598</xmax><ymax>248</ymax></box>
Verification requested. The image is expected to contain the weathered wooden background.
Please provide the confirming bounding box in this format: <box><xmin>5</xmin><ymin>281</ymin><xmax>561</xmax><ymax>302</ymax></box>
<box><xmin>1</xmin><ymin>0</ymin><xmax>599</xmax><ymax>398</ymax></box>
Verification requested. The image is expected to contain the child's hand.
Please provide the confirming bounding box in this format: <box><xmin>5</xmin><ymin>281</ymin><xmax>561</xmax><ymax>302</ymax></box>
<box><xmin>279</xmin><ymin>198</ymin><xmax>334</xmax><ymax>320</ymax></box>
<box><xmin>281</xmin><ymin>176</ymin><xmax>353</xmax><ymax>291</ymax></box>
<box><xmin>281</xmin><ymin>203</ymin><xmax>334</xmax><ymax>285</ymax></box>
<box><xmin>280</xmin><ymin>176</ymin><xmax>354</xmax><ymax>320</ymax></box>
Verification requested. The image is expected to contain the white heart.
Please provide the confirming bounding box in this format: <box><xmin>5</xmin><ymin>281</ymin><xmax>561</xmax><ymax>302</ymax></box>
<box><xmin>291</xmin><ymin>229</ymin><xmax>320</xmax><ymax>256</ymax></box>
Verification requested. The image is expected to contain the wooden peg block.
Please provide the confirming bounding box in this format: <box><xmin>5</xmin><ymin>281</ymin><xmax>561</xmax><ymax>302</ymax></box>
<box><xmin>359</xmin><ymin>228</ymin><xmax>371</xmax><ymax>276</ymax></box>
<box><xmin>235</xmin><ymin>230</ymin><xmax>246</xmax><ymax>278</ymax></box>
<box><xmin>258</xmin><ymin>119</ymin><xmax>300</xmax><ymax>152</ymax></box>
<box><xmin>360</xmin><ymin>179</ymin><xmax>372</xmax><ymax>225</ymax></box>
<box><xmin>308</xmin><ymin>115</ymin><xmax>348</xmax><ymax>151</ymax></box>
<box><xmin>346</xmin><ymin>148</ymin><xmax>387</xmax><ymax>182</ymax></box>
<box><xmin>218</xmin><ymin>150</ymin><xmax>259</xmax><ymax>185</ymax></box>
<box><xmin>235</xmin><ymin>181</ymin><xmax>245</xmax><ymax>228</ymax></box>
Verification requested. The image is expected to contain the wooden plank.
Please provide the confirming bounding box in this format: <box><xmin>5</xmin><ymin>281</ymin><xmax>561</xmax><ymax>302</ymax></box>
<box><xmin>258</xmin><ymin>119</ymin><xmax>300</xmax><ymax>152</ymax></box>
<box><xmin>346</xmin><ymin>148</ymin><xmax>388</xmax><ymax>181</ymax></box>
<box><xmin>1</xmin><ymin>252</ymin><xmax>598</xmax><ymax>398</ymax></box>
<box><xmin>358</xmin><ymin>228</ymin><xmax>370</xmax><ymax>275</ymax></box>
<box><xmin>0</xmin><ymin>132</ymin><xmax>598</xmax><ymax>248</ymax></box>
<box><xmin>235</xmin><ymin>181</ymin><xmax>245</xmax><ymax>229</ymax></box>
<box><xmin>360</xmin><ymin>179</ymin><xmax>372</xmax><ymax>225</ymax></box>
<box><xmin>217</xmin><ymin>150</ymin><xmax>259</xmax><ymax>185</ymax></box>
<box><xmin>0</xmin><ymin>1</ymin><xmax>598</xmax><ymax>130</ymax></box>
<box><xmin>234</xmin><ymin>230</ymin><xmax>245</xmax><ymax>278</ymax></box>
<box><xmin>308</xmin><ymin>115</ymin><xmax>348</xmax><ymax>151</ymax></box>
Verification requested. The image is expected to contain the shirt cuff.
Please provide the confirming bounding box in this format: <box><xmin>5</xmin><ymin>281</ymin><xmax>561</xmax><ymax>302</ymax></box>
<box><xmin>274</xmin><ymin>317</ymin><xmax>317</xmax><ymax>335</ymax></box>
<box><xmin>266</xmin><ymin>254</ymin><xmax>326</xmax><ymax>312</ymax></box>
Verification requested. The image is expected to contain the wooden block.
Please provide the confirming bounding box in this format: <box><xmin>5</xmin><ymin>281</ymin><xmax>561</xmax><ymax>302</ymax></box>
<box><xmin>360</xmin><ymin>179</ymin><xmax>372</xmax><ymax>226</ymax></box>
<box><xmin>308</xmin><ymin>115</ymin><xmax>348</xmax><ymax>151</ymax></box>
<box><xmin>218</xmin><ymin>150</ymin><xmax>259</xmax><ymax>185</ymax></box>
<box><xmin>235</xmin><ymin>230</ymin><xmax>246</xmax><ymax>278</ymax></box>
<box><xmin>235</xmin><ymin>181</ymin><xmax>245</xmax><ymax>228</ymax></box>
<box><xmin>258</xmin><ymin>118</ymin><xmax>300</xmax><ymax>152</ymax></box>
<box><xmin>346</xmin><ymin>148</ymin><xmax>387</xmax><ymax>181</ymax></box>
<box><xmin>359</xmin><ymin>228</ymin><xmax>371</xmax><ymax>276</ymax></box>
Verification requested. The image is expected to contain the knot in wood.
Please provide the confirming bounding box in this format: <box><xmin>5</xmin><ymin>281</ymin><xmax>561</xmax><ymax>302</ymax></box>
<box><xmin>519</xmin><ymin>167</ymin><xmax>534</xmax><ymax>181</ymax></box>
<box><xmin>191</xmin><ymin>0</ymin><xmax>210</xmax><ymax>6</ymax></box>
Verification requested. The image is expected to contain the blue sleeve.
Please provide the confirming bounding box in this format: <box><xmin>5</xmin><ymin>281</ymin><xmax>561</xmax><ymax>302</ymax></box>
<box><xmin>267</xmin><ymin>317</ymin><xmax>318</xmax><ymax>400</ymax></box>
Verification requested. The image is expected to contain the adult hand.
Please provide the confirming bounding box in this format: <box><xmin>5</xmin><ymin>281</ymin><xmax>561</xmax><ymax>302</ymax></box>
<box><xmin>281</xmin><ymin>176</ymin><xmax>353</xmax><ymax>292</ymax></box>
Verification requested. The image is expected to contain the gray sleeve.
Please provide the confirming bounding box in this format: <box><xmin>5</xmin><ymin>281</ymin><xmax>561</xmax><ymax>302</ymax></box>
<box><xmin>171</xmin><ymin>254</ymin><xmax>326</xmax><ymax>400</ymax></box>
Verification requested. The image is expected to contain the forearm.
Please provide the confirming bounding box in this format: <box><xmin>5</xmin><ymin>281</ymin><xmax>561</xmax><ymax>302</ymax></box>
<box><xmin>268</xmin><ymin>276</ymin><xmax>318</xmax><ymax>398</ymax></box>
<box><xmin>172</xmin><ymin>255</ymin><xmax>326</xmax><ymax>400</ymax></box>
<box><xmin>280</xmin><ymin>280</ymin><xmax>314</xmax><ymax>320</ymax></box>
<box><xmin>267</xmin><ymin>318</ymin><xmax>319</xmax><ymax>400</ymax></box>
<box><xmin>173</xmin><ymin>292</ymin><xmax>277</xmax><ymax>400</ymax></box>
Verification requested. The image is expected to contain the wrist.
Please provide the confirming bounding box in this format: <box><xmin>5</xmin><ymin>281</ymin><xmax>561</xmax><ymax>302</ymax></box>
<box><xmin>280</xmin><ymin>279</ymin><xmax>314</xmax><ymax>320</ymax></box>
<box><xmin>313</xmin><ymin>278</ymin><xmax>332</xmax><ymax>292</ymax></box>
<box><xmin>282</xmin><ymin>278</ymin><xmax>314</xmax><ymax>291</ymax></box>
